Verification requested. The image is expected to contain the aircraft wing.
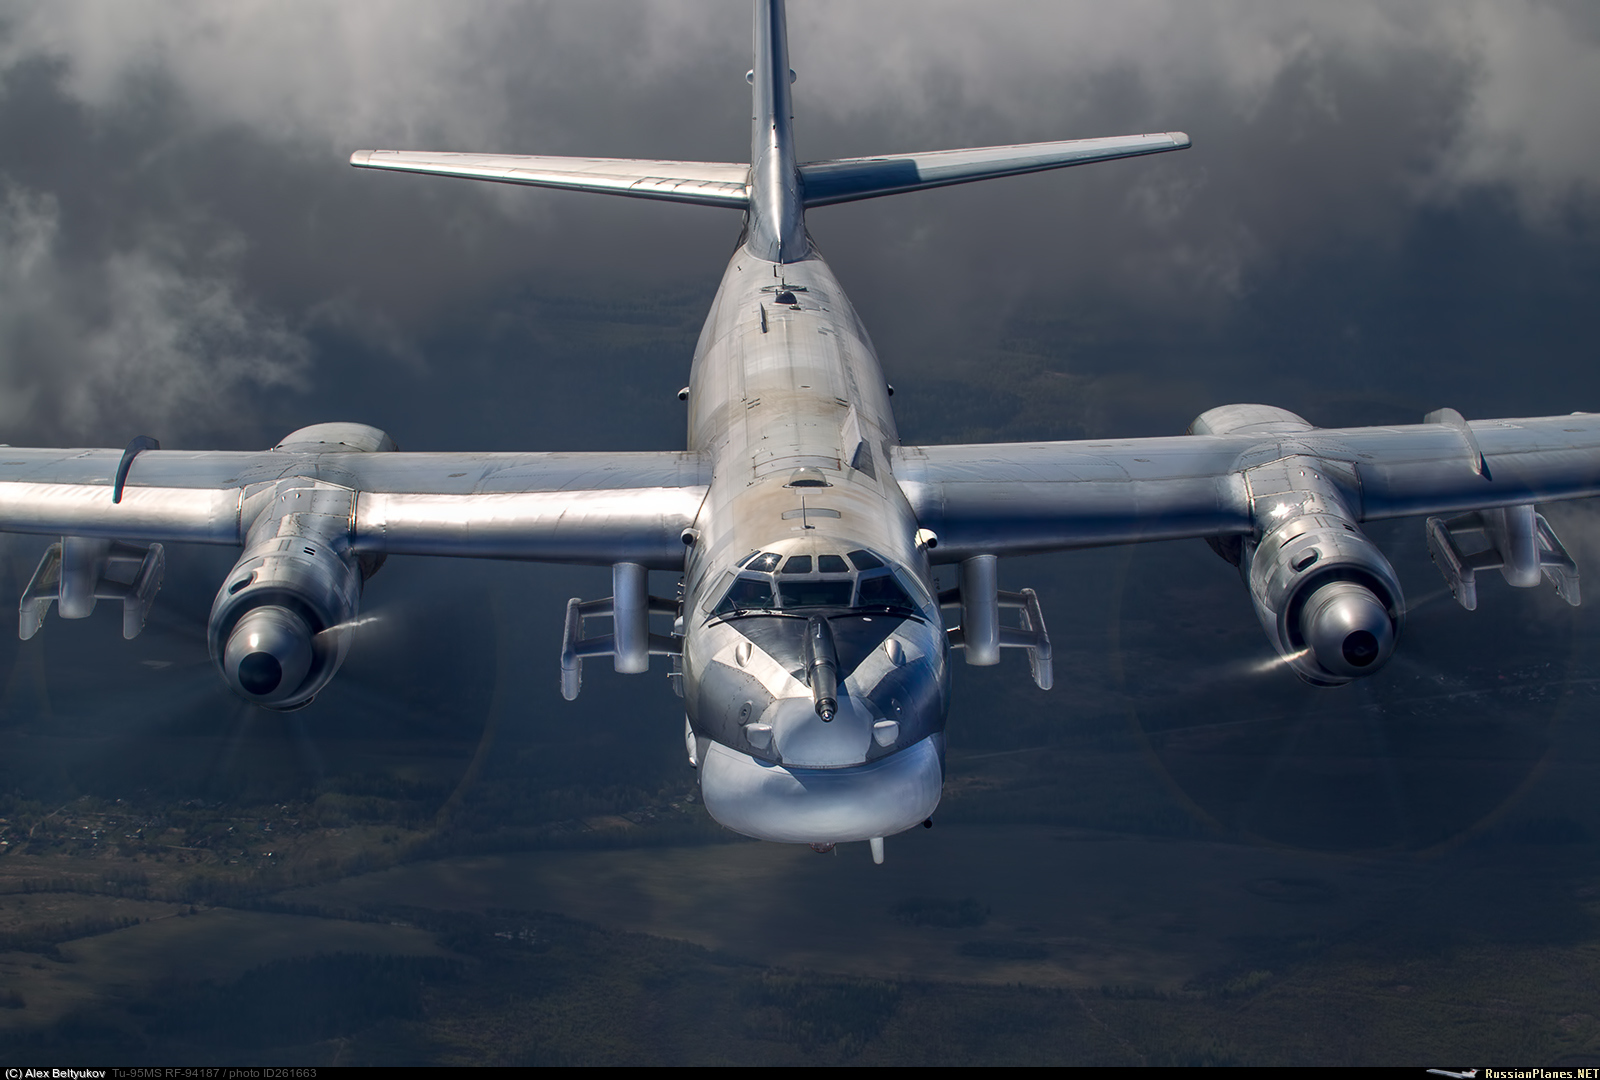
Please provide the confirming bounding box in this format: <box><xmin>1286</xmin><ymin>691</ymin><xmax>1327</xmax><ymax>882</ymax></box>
<box><xmin>349</xmin><ymin>151</ymin><xmax>751</xmax><ymax>208</ymax></box>
<box><xmin>894</xmin><ymin>412</ymin><xmax>1600</xmax><ymax>561</ymax></box>
<box><xmin>0</xmin><ymin>447</ymin><xmax>708</xmax><ymax>569</ymax></box>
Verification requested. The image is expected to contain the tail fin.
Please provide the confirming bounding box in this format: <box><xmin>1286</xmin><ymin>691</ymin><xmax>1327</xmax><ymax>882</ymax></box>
<box><xmin>746</xmin><ymin>0</ymin><xmax>803</xmax><ymax>263</ymax></box>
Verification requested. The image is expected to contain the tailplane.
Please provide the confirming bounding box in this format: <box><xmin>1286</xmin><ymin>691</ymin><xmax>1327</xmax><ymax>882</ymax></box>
<box><xmin>798</xmin><ymin>133</ymin><xmax>1190</xmax><ymax>207</ymax></box>
<box><xmin>346</xmin><ymin>152</ymin><xmax>749</xmax><ymax>208</ymax></box>
<box><xmin>350</xmin><ymin>1</ymin><xmax>1189</xmax><ymax>262</ymax></box>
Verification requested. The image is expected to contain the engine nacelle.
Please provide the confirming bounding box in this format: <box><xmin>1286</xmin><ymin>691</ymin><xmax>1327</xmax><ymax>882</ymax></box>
<box><xmin>1243</xmin><ymin>509</ymin><xmax>1404</xmax><ymax>686</ymax></box>
<box><xmin>208</xmin><ymin>478</ymin><xmax>365</xmax><ymax>709</ymax></box>
<box><xmin>1190</xmin><ymin>408</ymin><xmax>1405</xmax><ymax>687</ymax></box>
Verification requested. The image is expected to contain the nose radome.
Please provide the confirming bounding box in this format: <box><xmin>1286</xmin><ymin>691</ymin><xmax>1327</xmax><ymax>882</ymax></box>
<box><xmin>767</xmin><ymin>693</ymin><xmax>872</xmax><ymax>766</ymax></box>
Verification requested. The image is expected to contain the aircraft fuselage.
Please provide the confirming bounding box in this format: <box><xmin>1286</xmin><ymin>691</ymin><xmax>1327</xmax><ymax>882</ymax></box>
<box><xmin>679</xmin><ymin>247</ymin><xmax>951</xmax><ymax>845</ymax></box>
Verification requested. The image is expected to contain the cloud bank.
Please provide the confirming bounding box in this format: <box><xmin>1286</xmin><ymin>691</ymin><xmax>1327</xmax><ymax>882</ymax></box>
<box><xmin>0</xmin><ymin>0</ymin><xmax>1594</xmax><ymax>440</ymax></box>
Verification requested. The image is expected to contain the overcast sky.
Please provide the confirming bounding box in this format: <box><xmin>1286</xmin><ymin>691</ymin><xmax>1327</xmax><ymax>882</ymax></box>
<box><xmin>0</xmin><ymin>0</ymin><xmax>1594</xmax><ymax>451</ymax></box>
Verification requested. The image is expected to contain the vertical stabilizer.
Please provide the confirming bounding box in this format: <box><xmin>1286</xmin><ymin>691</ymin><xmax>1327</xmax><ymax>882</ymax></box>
<box><xmin>748</xmin><ymin>0</ymin><xmax>805</xmax><ymax>263</ymax></box>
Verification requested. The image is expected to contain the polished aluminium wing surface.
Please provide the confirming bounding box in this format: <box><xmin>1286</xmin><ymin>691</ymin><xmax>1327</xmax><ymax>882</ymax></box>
<box><xmin>896</xmin><ymin>413</ymin><xmax>1600</xmax><ymax>562</ymax></box>
<box><xmin>0</xmin><ymin>448</ymin><xmax>708</xmax><ymax>569</ymax></box>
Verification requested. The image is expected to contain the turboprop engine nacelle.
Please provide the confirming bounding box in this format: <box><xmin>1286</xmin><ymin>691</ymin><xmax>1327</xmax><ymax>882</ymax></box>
<box><xmin>207</xmin><ymin>424</ymin><xmax>393</xmax><ymax>709</ymax></box>
<box><xmin>1243</xmin><ymin>504</ymin><xmax>1404</xmax><ymax>686</ymax></box>
<box><xmin>1194</xmin><ymin>405</ymin><xmax>1404</xmax><ymax>687</ymax></box>
<box><xmin>209</xmin><ymin>531</ymin><xmax>361</xmax><ymax>709</ymax></box>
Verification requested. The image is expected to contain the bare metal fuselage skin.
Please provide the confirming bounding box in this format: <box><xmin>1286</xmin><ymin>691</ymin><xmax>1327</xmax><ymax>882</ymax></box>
<box><xmin>667</xmin><ymin>0</ymin><xmax>950</xmax><ymax>846</ymax></box>
<box><xmin>680</xmin><ymin>247</ymin><xmax>950</xmax><ymax>844</ymax></box>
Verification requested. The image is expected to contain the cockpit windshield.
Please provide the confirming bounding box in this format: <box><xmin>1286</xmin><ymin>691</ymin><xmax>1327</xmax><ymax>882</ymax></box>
<box><xmin>782</xmin><ymin>579</ymin><xmax>854</xmax><ymax>607</ymax></box>
<box><xmin>856</xmin><ymin>572</ymin><xmax>914</xmax><ymax>610</ymax></box>
<box><xmin>708</xmin><ymin>546</ymin><xmax>925</xmax><ymax>618</ymax></box>
<box><xmin>741</xmin><ymin>551</ymin><xmax>783</xmax><ymax>572</ymax></box>
<box><xmin>714</xmin><ymin>575</ymin><xmax>775</xmax><ymax>614</ymax></box>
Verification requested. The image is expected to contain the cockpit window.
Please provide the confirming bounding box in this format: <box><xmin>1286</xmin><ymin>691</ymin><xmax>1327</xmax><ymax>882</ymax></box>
<box><xmin>846</xmin><ymin>549</ymin><xmax>884</xmax><ymax>570</ymax></box>
<box><xmin>857</xmin><ymin>570</ymin><xmax>915</xmax><ymax>611</ymax></box>
<box><xmin>714</xmin><ymin>574</ymin><xmax>776</xmax><ymax>615</ymax></box>
<box><xmin>708</xmin><ymin>546</ymin><xmax>929</xmax><ymax>621</ymax></box>
<box><xmin>780</xmin><ymin>579</ymin><xmax>854</xmax><ymax>608</ymax></box>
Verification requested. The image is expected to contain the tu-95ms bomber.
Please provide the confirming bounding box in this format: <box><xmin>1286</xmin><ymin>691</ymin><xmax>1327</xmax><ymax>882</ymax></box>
<box><xmin>6</xmin><ymin>1</ymin><xmax>1596</xmax><ymax>862</ymax></box>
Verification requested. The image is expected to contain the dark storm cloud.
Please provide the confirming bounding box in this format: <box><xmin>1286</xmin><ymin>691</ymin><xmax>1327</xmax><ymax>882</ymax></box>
<box><xmin>0</xmin><ymin>0</ymin><xmax>1594</xmax><ymax>449</ymax></box>
<box><xmin>0</xmin><ymin>178</ymin><xmax>308</xmax><ymax>445</ymax></box>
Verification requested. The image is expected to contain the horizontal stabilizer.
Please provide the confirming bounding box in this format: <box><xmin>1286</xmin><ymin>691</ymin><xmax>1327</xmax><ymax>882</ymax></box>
<box><xmin>349</xmin><ymin>151</ymin><xmax>750</xmax><ymax>208</ymax></box>
<box><xmin>799</xmin><ymin>132</ymin><xmax>1190</xmax><ymax>207</ymax></box>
